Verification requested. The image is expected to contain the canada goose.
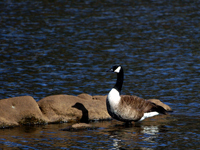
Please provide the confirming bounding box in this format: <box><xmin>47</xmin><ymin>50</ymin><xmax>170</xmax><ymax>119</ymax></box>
<box><xmin>106</xmin><ymin>65</ymin><xmax>167</xmax><ymax>124</ymax></box>
<box><xmin>60</xmin><ymin>103</ymin><xmax>97</xmax><ymax>131</ymax></box>
<box><xmin>72</xmin><ymin>103</ymin><xmax>89</xmax><ymax>123</ymax></box>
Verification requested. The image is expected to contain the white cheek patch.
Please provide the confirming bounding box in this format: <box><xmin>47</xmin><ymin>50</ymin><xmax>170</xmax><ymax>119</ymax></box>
<box><xmin>114</xmin><ymin>66</ymin><xmax>121</xmax><ymax>73</ymax></box>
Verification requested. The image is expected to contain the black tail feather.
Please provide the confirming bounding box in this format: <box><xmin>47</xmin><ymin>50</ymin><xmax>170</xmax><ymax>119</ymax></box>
<box><xmin>151</xmin><ymin>103</ymin><xmax>167</xmax><ymax>115</ymax></box>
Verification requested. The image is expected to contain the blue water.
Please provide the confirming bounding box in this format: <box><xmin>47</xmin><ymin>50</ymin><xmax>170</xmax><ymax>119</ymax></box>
<box><xmin>1</xmin><ymin>0</ymin><xmax>200</xmax><ymax>149</ymax></box>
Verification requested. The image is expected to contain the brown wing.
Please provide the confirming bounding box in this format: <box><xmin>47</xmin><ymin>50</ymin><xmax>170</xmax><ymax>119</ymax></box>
<box><xmin>120</xmin><ymin>95</ymin><xmax>167</xmax><ymax>114</ymax></box>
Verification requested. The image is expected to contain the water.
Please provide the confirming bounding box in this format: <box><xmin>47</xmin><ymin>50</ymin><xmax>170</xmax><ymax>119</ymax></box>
<box><xmin>1</xmin><ymin>0</ymin><xmax>200</xmax><ymax>149</ymax></box>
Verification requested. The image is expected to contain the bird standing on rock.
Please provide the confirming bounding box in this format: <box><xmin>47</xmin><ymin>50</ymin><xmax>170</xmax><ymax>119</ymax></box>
<box><xmin>106</xmin><ymin>65</ymin><xmax>168</xmax><ymax>124</ymax></box>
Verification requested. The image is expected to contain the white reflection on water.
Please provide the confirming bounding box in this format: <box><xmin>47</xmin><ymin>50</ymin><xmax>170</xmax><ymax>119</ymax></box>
<box><xmin>107</xmin><ymin>124</ymin><xmax>160</xmax><ymax>150</ymax></box>
<box><xmin>141</xmin><ymin>125</ymin><xmax>159</xmax><ymax>144</ymax></box>
<box><xmin>141</xmin><ymin>125</ymin><xmax>159</xmax><ymax>135</ymax></box>
<box><xmin>109</xmin><ymin>135</ymin><xmax>122</xmax><ymax>150</ymax></box>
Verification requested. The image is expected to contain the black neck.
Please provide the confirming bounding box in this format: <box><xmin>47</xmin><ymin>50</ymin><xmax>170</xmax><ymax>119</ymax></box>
<box><xmin>113</xmin><ymin>67</ymin><xmax>124</xmax><ymax>94</ymax></box>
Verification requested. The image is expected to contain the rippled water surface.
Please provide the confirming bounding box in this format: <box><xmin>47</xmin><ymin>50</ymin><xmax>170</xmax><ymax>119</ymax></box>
<box><xmin>1</xmin><ymin>0</ymin><xmax>200</xmax><ymax>149</ymax></box>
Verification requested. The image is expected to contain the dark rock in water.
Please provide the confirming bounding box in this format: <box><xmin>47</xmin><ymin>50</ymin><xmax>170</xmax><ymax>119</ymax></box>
<box><xmin>60</xmin><ymin>123</ymin><xmax>97</xmax><ymax>131</ymax></box>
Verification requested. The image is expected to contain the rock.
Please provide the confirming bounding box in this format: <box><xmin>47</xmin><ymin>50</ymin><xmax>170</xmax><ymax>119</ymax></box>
<box><xmin>92</xmin><ymin>95</ymin><xmax>107</xmax><ymax>101</ymax></box>
<box><xmin>77</xmin><ymin>93</ymin><xmax>93</xmax><ymax>100</ymax></box>
<box><xmin>147</xmin><ymin>99</ymin><xmax>173</xmax><ymax>112</ymax></box>
<box><xmin>37</xmin><ymin>94</ymin><xmax>111</xmax><ymax>123</ymax></box>
<box><xmin>37</xmin><ymin>95</ymin><xmax>81</xmax><ymax>123</ymax></box>
<box><xmin>0</xmin><ymin>93</ymin><xmax>172</xmax><ymax>128</ymax></box>
<box><xmin>60</xmin><ymin>123</ymin><xmax>97</xmax><ymax>131</ymax></box>
<box><xmin>0</xmin><ymin>96</ymin><xmax>48</xmax><ymax>128</ymax></box>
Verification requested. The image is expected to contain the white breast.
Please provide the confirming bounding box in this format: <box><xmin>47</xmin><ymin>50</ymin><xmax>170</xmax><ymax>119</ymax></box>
<box><xmin>107</xmin><ymin>88</ymin><xmax>121</xmax><ymax>109</ymax></box>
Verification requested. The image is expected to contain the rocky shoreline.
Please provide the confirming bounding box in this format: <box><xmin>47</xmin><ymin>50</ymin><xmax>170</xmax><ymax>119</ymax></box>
<box><xmin>0</xmin><ymin>93</ymin><xmax>172</xmax><ymax>128</ymax></box>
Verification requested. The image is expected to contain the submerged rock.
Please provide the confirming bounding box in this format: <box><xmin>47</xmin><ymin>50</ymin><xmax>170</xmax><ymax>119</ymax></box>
<box><xmin>60</xmin><ymin>123</ymin><xmax>97</xmax><ymax>131</ymax></box>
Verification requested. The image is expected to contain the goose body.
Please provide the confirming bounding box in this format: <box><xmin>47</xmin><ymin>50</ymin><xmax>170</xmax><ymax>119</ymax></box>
<box><xmin>106</xmin><ymin>65</ymin><xmax>167</xmax><ymax>123</ymax></box>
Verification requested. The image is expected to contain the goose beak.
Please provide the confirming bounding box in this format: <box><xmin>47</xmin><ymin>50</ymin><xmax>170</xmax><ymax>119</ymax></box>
<box><xmin>107</xmin><ymin>68</ymin><xmax>113</xmax><ymax>72</ymax></box>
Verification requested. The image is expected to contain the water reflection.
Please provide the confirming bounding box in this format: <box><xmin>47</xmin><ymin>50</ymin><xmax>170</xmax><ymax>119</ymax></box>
<box><xmin>107</xmin><ymin>124</ymin><xmax>160</xmax><ymax>150</ymax></box>
<box><xmin>109</xmin><ymin>135</ymin><xmax>122</xmax><ymax>150</ymax></box>
<box><xmin>141</xmin><ymin>125</ymin><xmax>159</xmax><ymax>146</ymax></box>
<box><xmin>102</xmin><ymin>114</ymin><xmax>172</xmax><ymax>149</ymax></box>
<box><xmin>0</xmin><ymin>114</ymin><xmax>200</xmax><ymax>149</ymax></box>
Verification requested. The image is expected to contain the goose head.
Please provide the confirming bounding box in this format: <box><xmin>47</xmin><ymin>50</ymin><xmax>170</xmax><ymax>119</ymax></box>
<box><xmin>107</xmin><ymin>65</ymin><xmax>122</xmax><ymax>73</ymax></box>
